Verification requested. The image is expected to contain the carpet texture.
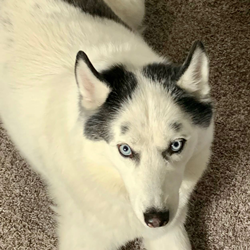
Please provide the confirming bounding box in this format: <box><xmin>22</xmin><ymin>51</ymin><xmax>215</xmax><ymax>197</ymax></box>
<box><xmin>0</xmin><ymin>0</ymin><xmax>249</xmax><ymax>249</ymax></box>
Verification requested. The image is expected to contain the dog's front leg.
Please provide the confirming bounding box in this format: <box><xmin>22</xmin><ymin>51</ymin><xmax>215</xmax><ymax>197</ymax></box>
<box><xmin>143</xmin><ymin>225</ymin><xmax>191</xmax><ymax>250</ymax></box>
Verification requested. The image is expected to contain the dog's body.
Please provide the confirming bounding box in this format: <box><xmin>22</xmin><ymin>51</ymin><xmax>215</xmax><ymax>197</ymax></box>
<box><xmin>0</xmin><ymin>1</ymin><xmax>214</xmax><ymax>249</ymax></box>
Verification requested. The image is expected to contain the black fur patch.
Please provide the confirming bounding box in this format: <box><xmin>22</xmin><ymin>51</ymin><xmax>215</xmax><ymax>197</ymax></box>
<box><xmin>61</xmin><ymin>0</ymin><xmax>127</xmax><ymax>27</ymax></box>
<box><xmin>143</xmin><ymin>63</ymin><xmax>213</xmax><ymax>127</ymax></box>
<box><xmin>84</xmin><ymin>65</ymin><xmax>138</xmax><ymax>142</ymax></box>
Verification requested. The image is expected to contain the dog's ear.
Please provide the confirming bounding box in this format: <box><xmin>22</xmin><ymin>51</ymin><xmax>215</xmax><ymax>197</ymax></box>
<box><xmin>177</xmin><ymin>41</ymin><xmax>210</xmax><ymax>99</ymax></box>
<box><xmin>75</xmin><ymin>51</ymin><xmax>110</xmax><ymax>110</ymax></box>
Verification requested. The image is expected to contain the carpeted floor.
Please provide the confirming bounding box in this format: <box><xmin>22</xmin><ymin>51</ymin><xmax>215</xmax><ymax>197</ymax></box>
<box><xmin>0</xmin><ymin>0</ymin><xmax>249</xmax><ymax>249</ymax></box>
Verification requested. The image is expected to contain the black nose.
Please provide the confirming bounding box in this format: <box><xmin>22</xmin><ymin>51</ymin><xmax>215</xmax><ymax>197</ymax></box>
<box><xmin>144</xmin><ymin>209</ymin><xmax>170</xmax><ymax>228</ymax></box>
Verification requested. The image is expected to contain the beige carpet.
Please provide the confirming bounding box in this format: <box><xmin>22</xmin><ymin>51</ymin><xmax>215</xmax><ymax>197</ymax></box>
<box><xmin>0</xmin><ymin>0</ymin><xmax>250</xmax><ymax>249</ymax></box>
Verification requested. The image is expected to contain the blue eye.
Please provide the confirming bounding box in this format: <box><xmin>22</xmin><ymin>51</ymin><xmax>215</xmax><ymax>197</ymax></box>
<box><xmin>118</xmin><ymin>144</ymin><xmax>133</xmax><ymax>157</ymax></box>
<box><xmin>170</xmin><ymin>139</ymin><xmax>185</xmax><ymax>153</ymax></box>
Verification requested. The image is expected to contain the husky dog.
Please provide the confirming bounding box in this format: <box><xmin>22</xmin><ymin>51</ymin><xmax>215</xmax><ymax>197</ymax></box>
<box><xmin>0</xmin><ymin>0</ymin><xmax>214</xmax><ymax>249</ymax></box>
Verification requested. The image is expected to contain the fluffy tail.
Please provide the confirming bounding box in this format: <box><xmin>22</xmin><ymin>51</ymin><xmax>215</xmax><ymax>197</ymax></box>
<box><xmin>103</xmin><ymin>0</ymin><xmax>145</xmax><ymax>31</ymax></box>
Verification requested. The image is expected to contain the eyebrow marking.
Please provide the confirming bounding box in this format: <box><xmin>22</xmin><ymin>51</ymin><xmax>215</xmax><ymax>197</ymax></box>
<box><xmin>171</xmin><ymin>122</ymin><xmax>182</xmax><ymax>132</ymax></box>
<box><xmin>121</xmin><ymin>124</ymin><xmax>130</xmax><ymax>135</ymax></box>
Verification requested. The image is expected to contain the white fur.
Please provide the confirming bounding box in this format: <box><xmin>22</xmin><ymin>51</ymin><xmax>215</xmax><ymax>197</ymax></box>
<box><xmin>0</xmin><ymin>1</ymin><xmax>214</xmax><ymax>249</ymax></box>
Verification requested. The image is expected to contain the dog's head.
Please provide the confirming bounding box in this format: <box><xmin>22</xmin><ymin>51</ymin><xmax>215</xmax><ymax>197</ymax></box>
<box><xmin>75</xmin><ymin>41</ymin><xmax>213</xmax><ymax>228</ymax></box>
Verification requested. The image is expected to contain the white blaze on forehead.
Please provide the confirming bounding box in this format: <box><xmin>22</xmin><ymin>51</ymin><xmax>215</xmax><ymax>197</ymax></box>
<box><xmin>112</xmin><ymin>74</ymin><xmax>191</xmax><ymax>149</ymax></box>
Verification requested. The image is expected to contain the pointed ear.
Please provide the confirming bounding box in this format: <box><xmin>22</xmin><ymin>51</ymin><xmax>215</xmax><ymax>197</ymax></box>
<box><xmin>75</xmin><ymin>51</ymin><xmax>110</xmax><ymax>110</ymax></box>
<box><xmin>177</xmin><ymin>41</ymin><xmax>210</xmax><ymax>99</ymax></box>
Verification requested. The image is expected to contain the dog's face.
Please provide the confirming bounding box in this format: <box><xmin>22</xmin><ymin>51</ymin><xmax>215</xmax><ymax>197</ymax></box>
<box><xmin>105</xmin><ymin>83</ymin><xmax>198</xmax><ymax>227</ymax></box>
<box><xmin>75</xmin><ymin>41</ymin><xmax>213</xmax><ymax>228</ymax></box>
